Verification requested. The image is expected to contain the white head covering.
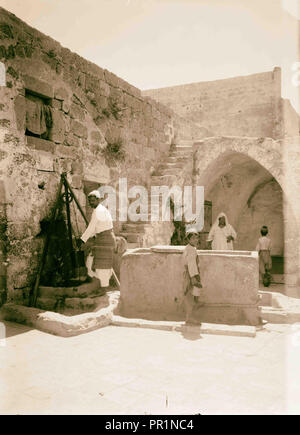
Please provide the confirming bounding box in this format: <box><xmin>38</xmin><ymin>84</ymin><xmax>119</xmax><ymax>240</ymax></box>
<box><xmin>88</xmin><ymin>190</ymin><xmax>101</xmax><ymax>199</ymax></box>
<box><xmin>186</xmin><ymin>226</ymin><xmax>198</xmax><ymax>235</ymax></box>
<box><xmin>215</xmin><ymin>212</ymin><xmax>228</xmax><ymax>226</ymax></box>
<box><xmin>207</xmin><ymin>211</ymin><xmax>237</xmax><ymax>249</ymax></box>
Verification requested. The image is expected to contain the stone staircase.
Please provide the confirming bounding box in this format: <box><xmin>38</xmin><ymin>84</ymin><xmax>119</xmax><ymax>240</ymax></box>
<box><xmin>118</xmin><ymin>140</ymin><xmax>194</xmax><ymax>248</ymax></box>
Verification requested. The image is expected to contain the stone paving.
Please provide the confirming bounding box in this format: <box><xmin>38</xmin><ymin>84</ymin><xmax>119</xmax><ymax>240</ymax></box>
<box><xmin>1</xmin><ymin>320</ymin><xmax>300</xmax><ymax>415</ymax></box>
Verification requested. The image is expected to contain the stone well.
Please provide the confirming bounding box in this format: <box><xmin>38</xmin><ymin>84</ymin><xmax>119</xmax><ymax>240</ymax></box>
<box><xmin>35</xmin><ymin>278</ymin><xmax>106</xmax><ymax>314</ymax></box>
<box><xmin>120</xmin><ymin>246</ymin><xmax>261</xmax><ymax>325</ymax></box>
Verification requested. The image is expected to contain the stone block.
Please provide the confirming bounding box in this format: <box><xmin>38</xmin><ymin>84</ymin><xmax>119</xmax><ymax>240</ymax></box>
<box><xmin>77</xmin><ymin>72</ymin><xmax>86</xmax><ymax>88</ymax></box>
<box><xmin>54</xmin><ymin>158</ymin><xmax>72</xmax><ymax>174</ymax></box>
<box><xmin>0</xmin><ymin>23</ymin><xmax>14</xmax><ymax>39</ymax></box>
<box><xmin>31</xmin><ymin>149</ymin><xmax>54</xmax><ymax>171</ymax></box>
<box><xmin>62</xmin><ymin>99</ymin><xmax>71</xmax><ymax>114</ymax></box>
<box><xmin>54</xmin><ymin>87</ymin><xmax>71</xmax><ymax>113</ymax></box>
<box><xmin>14</xmin><ymin>95</ymin><xmax>26</xmax><ymax>132</ymax></box>
<box><xmin>55</xmin><ymin>144</ymin><xmax>77</xmax><ymax>158</ymax></box>
<box><xmin>90</xmin><ymin>130</ymin><xmax>102</xmax><ymax>144</ymax></box>
<box><xmin>0</xmin><ymin>302</ymin><xmax>113</xmax><ymax>337</ymax></box>
<box><xmin>69</xmin><ymin>103</ymin><xmax>85</xmax><ymax>121</ymax></box>
<box><xmin>64</xmin><ymin>297</ymin><xmax>96</xmax><ymax>310</ymax></box>
<box><xmin>94</xmin><ymin>95</ymin><xmax>108</xmax><ymax>109</ymax></box>
<box><xmin>0</xmin><ymin>118</ymin><xmax>10</xmax><ymax>128</ymax></box>
<box><xmin>48</xmin><ymin>109</ymin><xmax>65</xmax><ymax>143</ymax></box>
<box><xmin>71</xmin><ymin>174</ymin><xmax>82</xmax><ymax>189</ymax></box>
<box><xmin>120</xmin><ymin>247</ymin><xmax>261</xmax><ymax>325</ymax></box>
<box><xmin>110</xmin><ymin>87</ymin><xmax>123</xmax><ymax>103</ymax></box>
<box><xmin>64</xmin><ymin>132</ymin><xmax>80</xmax><ymax>147</ymax></box>
<box><xmin>104</xmin><ymin>69</ymin><xmax>120</xmax><ymax>88</ymax></box>
<box><xmin>85</xmin><ymin>74</ymin><xmax>100</xmax><ymax>93</ymax></box>
<box><xmin>71</xmin><ymin>160</ymin><xmax>84</xmax><ymax>175</ymax></box>
<box><xmin>50</xmin><ymin>99</ymin><xmax>62</xmax><ymax>110</ymax></box>
<box><xmin>71</xmin><ymin>119</ymin><xmax>87</xmax><ymax>139</ymax></box>
<box><xmin>23</xmin><ymin>75</ymin><xmax>54</xmax><ymax>98</ymax></box>
<box><xmin>26</xmin><ymin>136</ymin><xmax>55</xmax><ymax>153</ymax></box>
<box><xmin>99</xmin><ymin>80</ymin><xmax>110</xmax><ymax>97</ymax></box>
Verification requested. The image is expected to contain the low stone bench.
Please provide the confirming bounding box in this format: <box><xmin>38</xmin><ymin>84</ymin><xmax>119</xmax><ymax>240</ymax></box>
<box><xmin>120</xmin><ymin>246</ymin><xmax>261</xmax><ymax>326</ymax></box>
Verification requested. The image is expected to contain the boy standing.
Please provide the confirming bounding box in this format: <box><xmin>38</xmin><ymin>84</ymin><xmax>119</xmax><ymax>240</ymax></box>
<box><xmin>256</xmin><ymin>225</ymin><xmax>272</xmax><ymax>287</ymax></box>
<box><xmin>183</xmin><ymin>230</ymin><xmax>203</xmax><ymax>323</ymax></box>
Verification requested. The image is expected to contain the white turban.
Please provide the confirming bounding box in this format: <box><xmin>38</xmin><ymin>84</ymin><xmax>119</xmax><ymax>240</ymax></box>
<box><xmin>88</xmin><ymin>190</ymin><xmax>101</xmax><ymax>199</ymax></box>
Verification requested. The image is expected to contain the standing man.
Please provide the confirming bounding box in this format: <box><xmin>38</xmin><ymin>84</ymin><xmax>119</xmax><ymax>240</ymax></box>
<box><xmin>79</xmin><ymin>190</ymin><xmax>116</xmax><ymax>289</ymax></box>
<box><xmin>207</xmin><ymin>212</ymin><xmax>236</xmax><ymax>250</ymax></box>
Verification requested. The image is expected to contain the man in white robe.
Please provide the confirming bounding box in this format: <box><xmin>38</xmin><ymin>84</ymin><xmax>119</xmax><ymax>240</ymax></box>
<box><xmin>207</xmin><ymin>212</ymin><xmax>237</xmax><ymax>250</ymax></box>
<box><xmin>79</xmin><ymin>190</ymin><xmax>115</xmax><ymax>287</ymax></box>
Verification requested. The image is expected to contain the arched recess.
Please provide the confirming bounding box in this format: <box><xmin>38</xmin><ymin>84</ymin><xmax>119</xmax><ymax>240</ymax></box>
<box><xmin>195</xmin><ymin>148</ymin><xmax>299</xmax><ymax>290</ymax></box>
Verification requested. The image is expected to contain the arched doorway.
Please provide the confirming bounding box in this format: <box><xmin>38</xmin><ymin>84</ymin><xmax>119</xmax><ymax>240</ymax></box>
<box><xmin>195</xmin><ymin>148</ymin><xmax>297</xmax><ymax>291</ymax></box>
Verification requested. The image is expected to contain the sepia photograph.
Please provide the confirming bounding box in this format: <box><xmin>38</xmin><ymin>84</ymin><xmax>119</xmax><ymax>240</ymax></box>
<box><xmin>0</xmin><ymin>0</ymin><xmax>299</xmax><ymax>417</ymax></box>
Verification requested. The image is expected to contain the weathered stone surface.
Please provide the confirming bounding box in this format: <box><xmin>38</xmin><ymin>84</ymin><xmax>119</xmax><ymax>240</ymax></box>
<box><xmin>50</xmin><ymin>99</ymin><xmax>62</xmax><ymax>110</ymax></box>
<box><xmin>0</xmin><ymin>22</ymin><xmax>13</xmax><ymax>39</ymax></box>
<box><xmin>70</xmin><ymin>119</ymin><xmax>87</xmax><ymax>139</ymax></box>
<box><xmin>99</xmin><ymin>80</ymin><xmax>110</xmax><ymax>97</ymax></box>
<box><xmin>23</xmin><ymin>75</ymin><xmax>54</xmax><ymax>98</ymax></box>
<box><xmin>111</xmin><ymin>315</ymin><xmax>256</xmax><ymax>337</ymax></box>
<box><xmin>64</xmin><ymin>132</ymin><xmax>80</xmax><ymax>147</ymax></box>
<box><xmin>104</xmin><ymin>69</ymin><xmax>119</xmax><ymax>88</ymax></box>
<box><xmin>48</xmin><ymin>108</ymin><xmax>65</xmax><ymax>143</ymax></box>
<box><xmin>120</xmin><ymin>247</ymin><xmax>261</xmax><ymax>325</ymax></box>
<box><xmin>14</xmin><ymin>95</ymin><xmax>26</xmax><ymax>132</ymax></box>
<box><xmin>54</xmin><ymin>86</ymin><xmax>69</xmax><ymax>101</ymax></box>
<box><xmin>0</xmin><ymin>118</ymin><xmax>10</xmax><ymax>128</ymax></box>
<box><xmin>0</xmin><ymin>302</ymin><xmax>113</xmax><ymax>336</ymax></box>
<box><xmin>69</xmin><ymin>103</ymin><xmax>85</xmax><ymax>121</ymax></box>
<box><xmin>26</xmin><ymin>136</ymin><xmax>55</xmax><ymax>153</ymax></box>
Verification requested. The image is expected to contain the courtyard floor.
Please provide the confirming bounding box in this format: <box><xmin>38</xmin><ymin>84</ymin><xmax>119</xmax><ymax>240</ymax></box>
<box><xmin>1</xmin><ymin>319</ymin><xmax>300</xmax><ymax>415</ymax></box>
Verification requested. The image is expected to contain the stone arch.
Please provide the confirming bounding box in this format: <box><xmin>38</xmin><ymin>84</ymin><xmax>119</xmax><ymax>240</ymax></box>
<box><xmin>193</xmin><ymin>137</ymin><xmax>299</xmax><ymax>292</ymax></box>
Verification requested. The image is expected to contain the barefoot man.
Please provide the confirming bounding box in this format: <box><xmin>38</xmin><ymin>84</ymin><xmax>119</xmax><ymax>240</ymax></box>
<box><xmin>78</xmin><ymin>190</ymin><xmax>116</xmax><ymax>290</ymax></box>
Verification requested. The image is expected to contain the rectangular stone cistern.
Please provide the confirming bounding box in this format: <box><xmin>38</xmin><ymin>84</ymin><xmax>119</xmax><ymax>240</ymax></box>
<box><xmin>119</xmin><ymin>246</ymin><xmax>261</xmax><ymax>326</ymax></box>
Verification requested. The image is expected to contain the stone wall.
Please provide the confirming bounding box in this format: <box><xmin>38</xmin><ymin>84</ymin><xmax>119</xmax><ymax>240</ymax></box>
<box><xmin>143</xmin><ymin>68</ymin><xmax>299</xmax><ymax>139</ymax></box>
<box><xmin>0</xmin><ymin>6</ymin><xmax>202</xmax><ymax>304</ymax></box>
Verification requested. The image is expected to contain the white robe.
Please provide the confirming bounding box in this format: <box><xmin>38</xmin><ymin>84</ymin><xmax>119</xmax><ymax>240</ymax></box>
<box><xmin>207</xmin><ymin>212</ymin><xmax>237</xmax><ymax>250</ymax></box>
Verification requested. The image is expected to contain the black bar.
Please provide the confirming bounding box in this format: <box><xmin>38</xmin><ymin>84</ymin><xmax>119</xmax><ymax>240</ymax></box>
<box><xmin>63</xmin><ymin>179</ymin><xmax>76</xmax><ymax>277</ymax></box>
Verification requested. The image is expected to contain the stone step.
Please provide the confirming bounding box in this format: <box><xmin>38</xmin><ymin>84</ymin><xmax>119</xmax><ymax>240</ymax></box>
<box><xmin>155</xmin><ymin>168</ymin><xmax>181</xmax><ymax>176</ymax></box>
<box><xmin>176</xmin><ymin>140</ymin><xmax>195</xmax><ymax>146</ymax></box>
<box><xmin>170</xmin><ymin>146</ymin><xmax>193</xmax><ymax>152</ymax></box>
<box><xmin>173</xmin><ymin>144</ymin><xmax>193</xmax><ymax>150</ymax></box>
<box><xmin>167</xmin><ymin>156</ymin><xmax>190</xmax><ymax>163</ymax></box>
<box><xmin>160</xmin><ymin>162</ymin><xmax>185</xmax><ymax>169</ymax></box>
<box><xmin>169</xmin><ymin>151</ymin><xmax>193</xmax><ymax>159</ymax></box>
<box><xmin>151</xmin><ymin>175</ymin><xmax>177</xmax><ymax>186</ymax></box>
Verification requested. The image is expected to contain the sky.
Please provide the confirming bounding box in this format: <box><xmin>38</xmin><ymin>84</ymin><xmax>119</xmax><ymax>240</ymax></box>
<box><xmin>1</xmin><ymin>0</ymin><xmax>299</xmax><ymax>111</ymax></box>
